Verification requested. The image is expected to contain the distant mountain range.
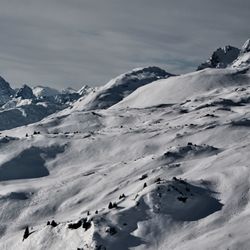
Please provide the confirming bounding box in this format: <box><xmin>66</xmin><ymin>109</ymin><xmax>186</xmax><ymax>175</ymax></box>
<box><xmin>0</xmin><ymin>39</ymin><xmax>249</xmax><ymax>132</ymax></box>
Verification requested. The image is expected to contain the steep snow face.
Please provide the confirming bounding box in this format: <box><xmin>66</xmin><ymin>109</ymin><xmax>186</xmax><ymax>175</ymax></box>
<box><xmin>77</xmin><ymin>85</ymin><xmax>94</xmax><ymax>96</ymax></box>
<box><xmin>232</xmin><ymin>39</ymin><xmax>250</xmax><ymax>69</ymax></box>
<box><xmin>232</xmin><ymin>52</ymin><xmax>250</xmax><ymax>68</ymax></box>
<box><xmin>72</xmin><ymin>66</ymin><xmax>173</xmax><ymax>111</ymax></box>
<box><xmin>114</xmin><ymin>67</ymin><xmax>250</xmax><ymax>109</ymax></box>
<box><xmin>0</xmin><ymin>76</ymin><xmax>15</xmax><ymax>106</ymax></box>
<box><xmin>15</xmin><ymin>85</ymin><xmax>35</xmax><ymax>99</ymax></box>
<box><xmin>197</xmin><ymin>45</ymin><xmax>240</xmax><ymax>70</ymax></box>
<box><xmin>33</xmin><ymin>86</ymin><xmax>60</xmax><ymax>98</ymax></box>
<box><xmin>241</xmin><ymin>39</ymin><xmax>250</xmax><ymax>53</ymax></box>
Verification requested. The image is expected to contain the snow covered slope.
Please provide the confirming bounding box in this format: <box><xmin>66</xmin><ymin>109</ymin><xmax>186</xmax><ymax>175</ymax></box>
<box><xmin>33</xmin><ymin>86</ymin><xmax>60</xmax><ymax>98</ymax></box>
<box><xmin>114</xmin><ymin>67</ymin><xmax>250</xmax><ymax>109</ymax></box>
<box><xmin>0</xmin><ymin>83</ymin><xmax>249</xmax><ymax>250</ymax></box>
<box><xmin>232</xmin><ymin>39</ymin><xmax>250</xmax><ymax>69</ymax></box>
<box><xmin>0</xmin><ymin>40</ymin><xmax>250</xmax><ymax>250</ymax></box>
<box><xmin>72</xmin><ymin>66</ymin><xmax>173</xmax><ymax>111</ymax></box>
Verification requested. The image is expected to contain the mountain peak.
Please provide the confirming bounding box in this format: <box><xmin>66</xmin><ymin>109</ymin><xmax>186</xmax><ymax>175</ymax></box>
<box><xmin>0</xmin><ymin>76</ymin><xmax>12</xmax><ymax>91</ymax></box>
<box><xmin>197</xmin><ymin>45</ymin><xmax>240</xmax><ymax>70</ymax></box>
<box><xmin>72</xmin><ymin>66</ymin><xmax>173</xmax><ymax>111</ymax></box>
<box><xmin>15</xmin><ymin>84</ymin><xmax>35</xmax><ymax>99</ymax></box>
<box><xmin>0</xmin><ymin>76</ymin><xmax>15</xmax><ymax>105</ymax></box>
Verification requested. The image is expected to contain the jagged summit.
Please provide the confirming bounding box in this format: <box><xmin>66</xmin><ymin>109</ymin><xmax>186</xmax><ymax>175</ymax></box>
<box><xmin>0</xmin><ymin>76</ymin><xmax>14</xmax><ymax>94</ymax></box>
<box><xmin>15</xmin><ymin>84</ymin><xmax>35</xmax><ymax>99</ymax></box>
<box><xmin>197</xmin><ymin>45</ymin><xmax>240</xmax><ymax>70</ymax></box>
<box><xmin>0</xmin><ymin>76</ymin><xmax>15</xmax><ymax>105</ymax></box>
<box><xmin>197</xmin><ymin>39</ymin><xmax>250</xmax><ymax>71</ymax></box>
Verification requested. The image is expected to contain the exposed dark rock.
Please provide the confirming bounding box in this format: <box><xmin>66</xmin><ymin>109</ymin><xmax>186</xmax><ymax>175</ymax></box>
<box><xmin>82</xmin><ymin>219</ymin><xmax>91</xmax><ymax>231</ymax></box>
<box><xmin>106</xmin><ymin>226</ymin><xmax>117</xmax><ymax>236</ymax></box>
<box><xmin>68</xmin><ymin>220</ymin><xmax>82</xmax><ymax>229</ymax></box>
<box><xmin>177</xmin><ymin>196</ymin><xmax>188</xmax><ymax>203</ymax></box>
<box><xmin>50</xmin><ymin>220</ymin><xmax>58</xmax><ymax>227</ymax></box>
<box><xmin>119</xmin><ymin>194</ymin><xmax>126</xmax><ymax>199</ymax></box>
<box><xmin>139</xmin><ymin>174</ymin><xmax>148</xmax><ymax>180</ymax></box>
<box><xmin>108</xmin><ymin>202</ymin><xmax>113</xmax><ymax>209</ymax></box>
<box><xmin>22</xmin><ymin>226</ymin><xmax>30</xmax><ymax>241</ymax></box>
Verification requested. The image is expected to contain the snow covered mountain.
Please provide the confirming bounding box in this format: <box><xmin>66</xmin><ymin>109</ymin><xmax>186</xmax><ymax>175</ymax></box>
<box><xmin>0</xmin><ymin>66</ymin><xmax>171</xmax><ymax>131</ymax></box>
<box><xmin>0</xmin><ymin>82</ymin><xmax>84</xmax><ymax>130</ymax></box>
<box><xmin>0</xmin><ymin>39</ymin><xmax>250</xmax><ymax>250</ymax></box>
<box><xmin>71</xmin><ymin>66</ymin><xmax>173</xmax><ymax>111</ymax></box>
<box><xmin>33</xmin><ymin>86</ymin><xmax>61</xmax><ymax>98</ymax></box>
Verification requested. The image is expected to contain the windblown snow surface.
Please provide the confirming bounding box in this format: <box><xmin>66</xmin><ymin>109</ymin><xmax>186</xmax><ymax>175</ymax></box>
<box><xmin>0</xmin><ymin>43</ymin><xmax>250</xmax><ymax>250</ymax></box>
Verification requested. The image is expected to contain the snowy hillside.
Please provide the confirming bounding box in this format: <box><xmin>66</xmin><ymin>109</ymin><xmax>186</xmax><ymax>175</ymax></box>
<box><xmin>0</xmin><ymin>39</ymin><xmax>249</xmax><ymax>250</ymax></box>
<box><xmin>114</xmin><ymin>67</ymin><xmax>250</xmax><ymax>109</ymax></box>
<box><xmin>115</xmin><ymin>40</ymin><xmax>250</xmax><ymax>109</ymax></box>
<box><xmin>0</xmin><ymin>67</ymin><xmax>169</xmax><ymax>131</ymax></box>
<box><xmin>71</xmin><ymin>66</ymin><xmax>173</xmax><ymax>111</ymax></box>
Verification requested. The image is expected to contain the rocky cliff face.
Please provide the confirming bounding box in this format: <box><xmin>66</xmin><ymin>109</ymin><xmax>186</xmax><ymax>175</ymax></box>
<box><xmin>0</xmin><ymin>76</ymin><xmax>15</xmax><ymax>106</ymax></box>
<box><xmin>197</xmin><ymin>45</ymin><xmax>240</xmax><ymax>70</ymax></box>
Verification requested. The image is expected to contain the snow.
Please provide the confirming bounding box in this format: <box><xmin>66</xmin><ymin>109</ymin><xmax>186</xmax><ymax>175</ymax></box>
<box><xmin>241</xmin><ymin>39</ymin><xmax>250</xmax><ymax>53</ymax></box>
<box><xmin>33</xmin><ymin>86</ymin><xmax>60</xmax><ymax>98</ymax></box>
<box><xmin>232</xmin><ymin>52</ymin><xmax>250</xmax><ymax>69</ymax></box>
<box><xmin>0</xmin><ymin>82</ymin><xmax>84</xmax><ymax>131</ymax></box>
<box><xmin>61</xmin><ymin>87</ymin><xmax>77</xmax><ymax>95</ymax></box>
<box><xmin>114</xmin><ymin>67</ymin><xmax>250</xmax><ymax>109</ymax></box>
<box><xmin>0</xmin><ymin>40</ymin><xmax>250</xmax><ymax>250</ymax></box>
<box><xmin>71</xmin><ymin>66</ymin><xmax>173</xmax><ymax>111</ymax></box>
<box><xmin>77</xmin><ymin>85</ymin><xmax>94</xmax><ymax>96</ymax></box>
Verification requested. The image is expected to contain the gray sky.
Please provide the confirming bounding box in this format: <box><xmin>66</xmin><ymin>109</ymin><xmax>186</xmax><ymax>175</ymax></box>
<box><xmin>0</xmin><ymin>0</ymin><xmax>249</xmax><ymax>89</ymax></box>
